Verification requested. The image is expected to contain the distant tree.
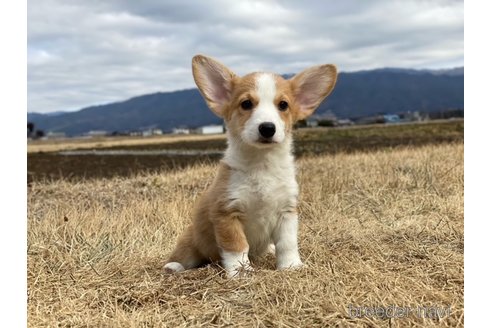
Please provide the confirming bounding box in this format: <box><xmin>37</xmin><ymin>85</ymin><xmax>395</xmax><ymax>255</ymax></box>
<box><xmin>27</xmin><ymin>122</ymin><xmax>34</xmax><ymax>134</ymax></box>
<box><xmin>374</xmin><ymin>117</ymin><xmax>386</xmax><ymax>124</ymax></box>
<box><xmin>294</xmin><ymin>120</ymin><xmax>307</xmax><ymax>129</ymax></box>
<box><xmin>318</xmin><ymin>119</ymin><xmax>336</xmax><ymax>127</ymax></box>
<box><xmin>35</xmin><ymin>130</ymin><xmax>45</xmax><ymax>139</ymax></box>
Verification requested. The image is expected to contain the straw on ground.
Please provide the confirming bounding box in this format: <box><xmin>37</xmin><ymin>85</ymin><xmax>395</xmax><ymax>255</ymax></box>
<box><xmin>28</xmin><ymin>142</ymin><xmax>463</xmax><ymax>327</ymax></box>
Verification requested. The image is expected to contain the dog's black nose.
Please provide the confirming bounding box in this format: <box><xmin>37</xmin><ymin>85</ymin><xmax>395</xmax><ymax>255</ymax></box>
<box><xmin>258</xmin><ymin>122</ymin><xmax>276</xmax><ymax>138</ymax></box>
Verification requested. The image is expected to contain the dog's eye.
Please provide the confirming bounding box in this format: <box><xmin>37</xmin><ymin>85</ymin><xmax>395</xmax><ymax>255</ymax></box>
<box><xmin>241</xmin><ymin>99</ymin><xmax>253</xmax><ymax>110</ymax></box>
<box><xmin>278</xmin><ymin>101</ymin><xmax>289</xmax><ymax>111</ymax></box>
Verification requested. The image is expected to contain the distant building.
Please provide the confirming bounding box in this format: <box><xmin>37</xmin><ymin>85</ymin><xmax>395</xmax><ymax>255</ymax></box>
<box><xmin>400</xmin><ymin>111</ymin><xmax>424</xmax><ymax>122</ymax></box>
<box><xmin>195</xmin><ymin>125</ymin><xmax>224</xmax><ymax>135</ymax></box>
<box><xmin>383</xmin><ymin>114</ymin><xmax>401</xmax><ymax>124</ymax></box>
<box><xmin>86</xmin><ymin>130</ymin><xmax>108</xmax><ymax>137</ymax></box>
<box><xmin>306</xmin><ymin>118</ymin><xmax>319</xmax><ymax>127</ymax></box>
<box><xmin>172</xmin><ymin>127</ymin><xmax>190</xmax><ymax>135</ymax></box>
<box><xmin>44</xmin><ymin>131</ymin><xmax>66</xmax><ymax>139</ymax></box>
<box><xmin>142</xmin><ymin>128</ymin><xmax>163</xmax><ymax>137</ymax></box>
<box><xmin>337</xmin><ymin>119</ymin><xmax>354</xmax><ymax>126</ymax></box>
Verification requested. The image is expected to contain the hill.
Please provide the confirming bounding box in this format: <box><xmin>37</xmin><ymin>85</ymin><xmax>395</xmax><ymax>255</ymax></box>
<box><xmin>28</xmin><ymin>67</ymin><xmax>464</xmax><ymax>136</ymax></box>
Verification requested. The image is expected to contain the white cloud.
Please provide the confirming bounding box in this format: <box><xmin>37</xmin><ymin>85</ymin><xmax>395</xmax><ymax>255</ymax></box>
<box><xmin>27</xmin><ymin>0</ymin><xmax>463</xmax><ymax>113</ymax></box>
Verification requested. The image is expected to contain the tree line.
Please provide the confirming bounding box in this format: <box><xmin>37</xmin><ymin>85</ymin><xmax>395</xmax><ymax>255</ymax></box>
<box><xmin>27</xmin><ymin>122</ymin><xmax>45</xmax><ymax>139</ymax></box>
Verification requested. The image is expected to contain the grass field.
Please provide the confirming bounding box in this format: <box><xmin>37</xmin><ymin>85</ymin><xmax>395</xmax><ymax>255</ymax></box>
<box><xmin>27</xmin><ymin>121</ymin><xmax>463</xmax><ymax>327</ymax></box>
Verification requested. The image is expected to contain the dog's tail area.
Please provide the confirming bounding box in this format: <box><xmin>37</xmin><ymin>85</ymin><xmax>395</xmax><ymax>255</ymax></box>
<box><xmin>163</xmin><ymin>225</ymin><xmax>205</xmax><ymax>274</ymax></box>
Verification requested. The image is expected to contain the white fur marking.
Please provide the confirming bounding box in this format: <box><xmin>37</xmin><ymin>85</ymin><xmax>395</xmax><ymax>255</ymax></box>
<box><xmin>241</xmin><ymin>73</ymin><xmax>286</xmax><ymax>145</ymax></box>
<box><xmin>256</xmin><ymin>73</ymin><xmax>277</xmax><ymax>102</ymax></box>
<box><xmin>221</xmin><ymin>249</ymin><xmax>252</xmax><ymax>278</ymax></box>
<box><xmin>274</xmin><ymin>212</ymin><xmax>303</xmax><ymax>269</ymax></box>
<box><xmin>221</xmin><ymin>72</ymin><xmax>302</xmax><ymax>273</ymax></box>
<box><xmin>163</xmin><ymin>262</ymin><xmax>185</xmax><ymax>273</ymax></box>
<box><xmin>224</xmin><ymin>140</ymin><xmax>298</xmax><ymax>257</ymax></box>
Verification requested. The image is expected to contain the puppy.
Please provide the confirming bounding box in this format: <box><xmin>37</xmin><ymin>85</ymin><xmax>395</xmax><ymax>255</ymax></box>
<box><xmin>164</xmin><ymin>55</ymin><xmax>337</xmax><ymax>277</ymax></box>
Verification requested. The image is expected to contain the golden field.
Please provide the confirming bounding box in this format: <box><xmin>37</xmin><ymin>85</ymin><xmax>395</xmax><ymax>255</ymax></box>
<box><xmin>27</xmin><ymin>138</ymin><xmax>463</xmax><ymax>327</ymax></box>
<box><xmin>27</xmin><ymin>133</ymin><xmax>226</xmax><ymax>154</ymax></box>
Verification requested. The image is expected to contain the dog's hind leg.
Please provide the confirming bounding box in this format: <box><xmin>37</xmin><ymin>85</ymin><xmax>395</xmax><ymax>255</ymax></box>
<box><xmin>164</xmin><ymin>225</ymin><xmax>205</xmax><ymax>274</ymax></box>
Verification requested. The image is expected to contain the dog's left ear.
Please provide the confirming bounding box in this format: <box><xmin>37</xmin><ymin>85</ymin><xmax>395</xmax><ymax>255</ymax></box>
<box><xmin>192</xmin><ymin>55</ymin><xmax>237</xmax><ymax>118</ymax></box>
<box><xmin>290</xmin><ymin>64</ymin><xmax>338</xmax><ymax>120</ymax></box>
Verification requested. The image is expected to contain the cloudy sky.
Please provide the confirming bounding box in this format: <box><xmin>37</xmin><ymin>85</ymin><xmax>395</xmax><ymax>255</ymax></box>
<box><xmin>27</xmin><ymin>0</ymin><xmax>463</xmax><ymax>113</ymax></box>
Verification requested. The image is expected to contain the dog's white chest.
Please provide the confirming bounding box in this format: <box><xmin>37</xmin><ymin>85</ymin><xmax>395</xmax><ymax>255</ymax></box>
<box><xmin>227</xmin><ymin>166</ymin><xmax>298</xmax><ymax>255</ymax></box>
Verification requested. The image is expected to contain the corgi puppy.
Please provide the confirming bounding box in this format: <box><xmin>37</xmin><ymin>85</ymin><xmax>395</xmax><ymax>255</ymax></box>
<box><xmin>164</xmin><ymin>55</ymin><xmax>337</xmax><ymax>278</ymax></box>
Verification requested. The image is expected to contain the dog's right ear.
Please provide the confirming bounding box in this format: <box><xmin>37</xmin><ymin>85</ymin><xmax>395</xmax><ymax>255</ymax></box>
<box><xmin>192</xmin><ymin>55</ymin><xmax>237</xmax><ymax>118</ymax></box>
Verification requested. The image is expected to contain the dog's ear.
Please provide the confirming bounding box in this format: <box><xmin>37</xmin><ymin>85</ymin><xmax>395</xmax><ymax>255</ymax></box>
<box><xmin>290</xmin><ymin>64</ymin><xmax>337</xmax><ymax>120</ymax></box>
<box><xmin>192</xmin><ymin>55</ymin><xmax>237</xmax><ymax>118</ymax></box>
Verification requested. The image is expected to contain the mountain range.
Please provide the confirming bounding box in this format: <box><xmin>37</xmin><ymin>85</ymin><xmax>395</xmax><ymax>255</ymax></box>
<box><xmin>28</xmin><ymin>67</ymin><xmax>464</xmax><ymax>136</ymax></box>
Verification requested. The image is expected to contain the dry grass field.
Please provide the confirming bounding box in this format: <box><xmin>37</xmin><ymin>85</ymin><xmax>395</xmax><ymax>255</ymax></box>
<box><xmin>27</xmin><ymin>133</ymin><xmax>226</xmax><ymax>154</ymax></box>
<box><xmin>27</xmin><ymin>140</ymin><xmax>463</xmax><ymax>327</ymax></box>
<box><xmin>28</xmin><ymin>121</ymin><xmax>463</xmax><ymax>182</ymax></box>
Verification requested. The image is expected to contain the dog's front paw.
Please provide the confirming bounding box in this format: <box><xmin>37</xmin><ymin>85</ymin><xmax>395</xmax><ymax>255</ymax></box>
<box><xmin>277</xmin><ymin>259</ymin><xmax>304</xmax><ymax>271</ymax></box>
<box><xmin>226</xmin><ymin>263</ymin><xmax>254</xmax><ymax>278</ymax></box>
<box><xmin>222</xmin><ymin>250</ymin><xmax>252</xmax><ymax>278</ymax></box>
<box><xmin>267</xmin><ymin>244</ymin><xmax>276</xmax><ymax>255</ymax></box>
<box><xmin>163</xmin><ymin>261</ymin><xmax>185</xmax><ymax>274</ymax></box>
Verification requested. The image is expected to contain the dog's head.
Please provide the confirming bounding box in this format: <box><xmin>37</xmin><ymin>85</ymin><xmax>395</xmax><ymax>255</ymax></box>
<box><xmin>192</xmin><ymin>55</ymin><xmax>337</xmax><ymax>148</ymax></box>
